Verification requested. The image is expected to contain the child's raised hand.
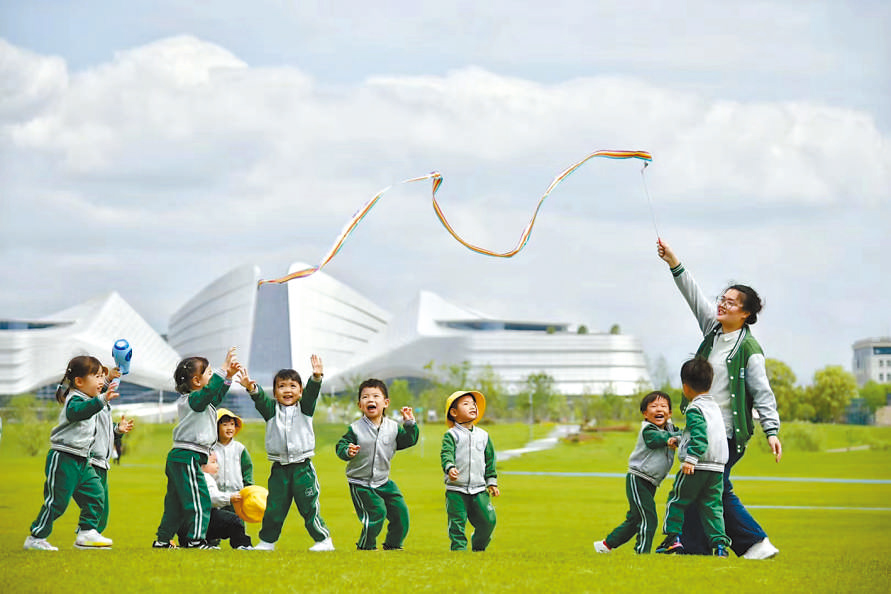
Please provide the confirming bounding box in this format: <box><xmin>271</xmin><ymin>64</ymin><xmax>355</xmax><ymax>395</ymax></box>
<box><xmin>118</xmin><ymin>417</ymin><xmax>135</xmax><ymax>433</ymax></box>
<box><xmin>310</xmin><ymin>354</ymin><xmax>324</xmax><ymax>379</ymax></box>
<box><xmin>401</xmin><ymin>407</ymin><xmax>414</xmax><ymax>422</ymax></box>
<box><xmin>487</xmin><ymin>485</ymin><xmax>500</xmax><ymax>497</ymax></box>
<box><xmin>668</xmin><ymin>436</ymin><xmax>678</xmax><ymax>450</ymax></box>
<box><xmin>105</xmin><ymin>387</ymin><xmax>120</xmax><ymax>402</ymax></box>
<box><xmin>222</xmin><ymin>347</ymin><xmax>239</xmax><ymax>379</ymax></box>
<box><xmin>448</xmin><ymin>467</ymin><xmax>459</xmax><ymax>481</ymax></box>
<box><xmin>108</xmin><ymin>367</ymin><xmax>122</xmax><ymax>381</ymax></box>
<box><xmin>237</xmin><ymin>366</ymin><xmax>256</xmax><ymax>392</ymax></box>
<box><xmin>347</xmin><ymin>443</ymin><xmax>360</xmax><ymax>458</ymax></box>
<box><xmin>681</xmin><ymin>461</ymin><xmax>695</xmax><ymax>475</ymax></box>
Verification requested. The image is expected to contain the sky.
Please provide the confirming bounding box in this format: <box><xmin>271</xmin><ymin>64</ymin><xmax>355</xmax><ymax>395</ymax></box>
<box><xmin>1</xmin><ymin>0</ymin><xmax>889</xmax><ymax>387</ymax></box>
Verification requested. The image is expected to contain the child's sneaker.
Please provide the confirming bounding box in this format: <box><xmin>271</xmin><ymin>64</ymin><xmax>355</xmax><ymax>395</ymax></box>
<box><xmin>382</xmin><ymin>544</ymin><xmax>403</xmax><ymax>551</ymax></box>
<box><xmin>151</xmin><ymin>540</ymin><xmax>177</xmax><ymax>549</ymax></box>
<box><xmin>181</xmin><ymin>539</ymin><xmax>219</xmax><ymax>549</ymax></box>
<box><xmin>24</xmin><ymin>535</ymin><xmax>58</xmax><ymax>551</ymax></box>
<box><xmin>742</xmin><ymin>537</ymin><xmax>779</xmax><ymax>560</ymax></box>
<box><xmin>254</xmin><ymin>540</ymin><xmax>275</xmax><ymax>551</ymax></box>
<box><xmin>74</xmin><ymin>529</ymin><xmax>113</xmax><ymax>549</ymax></box>
<box><xmin>714</xmin><ymin>544</ymin><xmax>729</xmax><ymax>558</ymax></box>
<box><xmin>655</xmin><ymin>534</ymin><xmax>684</xmax><ymax>554</ymax></box>
<box><xmin>593</xmin><ymin>540</ymin><xmax>611</xmax><ymax>554</ymax></box>
<box><xmin>308</xmin><ymin>537</ymin><xmax>335</xmax><ymax>552</ymax></box>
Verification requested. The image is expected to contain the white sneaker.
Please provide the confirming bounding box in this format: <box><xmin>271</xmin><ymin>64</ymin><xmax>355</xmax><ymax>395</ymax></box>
<box><xmin>308</xmin><ymin>537</ymin><xmax>335</xmax><ymax>552</ymax></box>
<box><xmin>74</xmin><ymin>529</ymin><xmax>113</xmax><ymax>549</ymax></box>
<box><xmin>24</xmin><ymin>535</ymin><xmax>58</xmax><ymax>551</ymax></box>
<box><xmin>743</xmin><ymin>537</ymin><xmax>779</xmax><ymax>559</ymax></box>
<box><xmin>254</xmin><ymin>540</ymin><xmax>275</xmax><ymax>551</ymax></box>
<box><xmin>593</xmin><ymin>540</ymin><xmax>611</xmax><ymax>554</ymax></box>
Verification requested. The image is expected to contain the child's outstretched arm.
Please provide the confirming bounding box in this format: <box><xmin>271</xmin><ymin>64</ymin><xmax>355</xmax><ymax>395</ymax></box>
<box><xmin>299</xmin><ymin>354</ymin><xmax>324</xmax><ymax>416</ymax></box>
<box><xmin>115</xmin><ymin>416</ymin><xmax>135</xmax><ymax>435</ymax></box>
<box><xmin>681</xmin><ymin>408</ymin><xmax>708</xmax><ymax>475</ymax></box>
<box><xmin>66</xmin><ymin>388</ymin><xmax>116</xmax><ymax>421</ymax></box>
<box><xmin>335</xmin><ymin>427</ymin><xmax>360</xmax><ymax>461</ymax></box>
<box><xmin>484</xmin><ymin>437</ymin><xmax>499</xmax><ymax>497</ymax></box>
<box><xmin>395</xmin><ymin>407</ymin><xmax>419</xmax><ymax>450</ymax></box>
<box><xmin>642</xmin><ymin>424</ymin><xmax>677</xmax><ymax>449</ymax></box>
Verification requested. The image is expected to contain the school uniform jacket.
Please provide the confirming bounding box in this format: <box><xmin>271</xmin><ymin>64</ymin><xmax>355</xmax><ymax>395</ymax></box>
<box><xmin>89</xmin><ymin>401</ymin><xmax>119</xmax><ymax>470</ymax></box>
<box><xmin>172</xmin><ymin>371</ymin><xmax>232</xmax><ymax>455</ymax></box>
<box><xmin>212</xmin><ymin>440</ymin><xmax>253</xmax><ymax>492</ymax></box>
<box><xmin>628</xmin><ymin>420</ymin><xmax>680</xmax><ymax>486</ymax></box>
<box><xmin>678</xmin><ymin>395</ymin><xmax>729</xmax><ymax>473</ymax></box>
<box><xmin>49</xmin><ymin>389</ymin><xmax>108</xmax><ymax>458</ymax></box>
<box><xmin>336</xmin><ymin>416</ymin><xmax>419</xmax><ymax>488</ymax></box>
<box><xmin>441</xmin><ymin>424</ymin><xmax>497</xmax><ymax>495</ymax></box>
<box><xmin>249</xmin><ymin>378</ymin><xmax>322</xmax><ymax>464</ymax></box>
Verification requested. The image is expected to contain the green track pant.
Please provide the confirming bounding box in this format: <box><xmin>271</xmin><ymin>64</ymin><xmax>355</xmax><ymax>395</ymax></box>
<box><xmin>663</xmin><ymin>469</ymin><xmax>730</xmax><ymax>548</ymax></box>
<box><xmin>30</xmin><ymin>450</ymin><xmax>103</xmax><ymax>538</ymax></box>
<box><xmin>605</xmin><ymin>473</ymin><xmax>658</xmax><ymax>553</ymax></box>
<box><xmin>445</xmin><ymin>490</ymin><xmax>496</xmax><ymax>551</ymax></box>
<box><xmin>76</xmin><ymin>466</ymin><xmax>109</xmax><ymax>533</ymax></box>
<box><xmin>155</xmin><ymin>452</ymin><xmax>210</xmax><ymax>542</ymax></box>
<box><xmin>259</xmin><ymin>460</ymin><xmax>330</xmax><ymax>544</ymax></box>
<box><xmin>349</xmin><ymin>480</ymin><xmax>409</xmax><ymax>550</ymax></box>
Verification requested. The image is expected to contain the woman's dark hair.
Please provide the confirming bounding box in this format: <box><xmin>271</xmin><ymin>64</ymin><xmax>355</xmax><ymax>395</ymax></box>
<box><xmin>273</xmin><ymin>368</ymin><xmax>303</xmax><ymax>389</ymax></box>
<box><xmin>639</xmin><ymin>390</ymin><xmax>672</xmax><ymax>413</ymax></box>
<box><xmin>174</xmin><ymin>357</ymin><xmax>209</xmax><ymax>394</ymax></box>
<box><xmin>725</xmin><ymin>284</ymin><xmax>763</xmax><ymax>325</ymax></box>
<box><xmin>357</xmin><ymin>378</ymin><xmax>388</xmax><ymax>401</ymax></box>
<box><xmin>55</xmin><ymin>355</ymin><xmax>103</xmax><ymax>403</ymax></box>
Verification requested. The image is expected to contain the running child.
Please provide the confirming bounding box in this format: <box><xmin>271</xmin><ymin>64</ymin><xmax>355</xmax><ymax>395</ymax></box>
<box><xmin>594</xmin><ymin>391</ymin><xmax>680</xmax><ymax>554</ymax></box>
<box><xmin>153</xmin><ymin>347</ymin><xmax>241</xmax><ymax>549</ymax></box>
<box><xmin>441</xmin><ymin>390</ymin><xmax>499</xmax><ymax>551</ymax></box>
<box><xmin>240</xmin><ymin>355</ymin><xmax>334</xmax><ymax>551</ymax></box>
<box><xmin>657</xmin><ymin>358</ymin><xmax>731</xmax><ymax>557</ymax></box>
<box><xmin>24</xmin><ymin>355</ymin><xmax>118</xmax><ymax>550</ymax></box>
<box><xmin>335</xmin><ymin>378</ymin><xmax>419</xmax><ymax>550</ymax></box>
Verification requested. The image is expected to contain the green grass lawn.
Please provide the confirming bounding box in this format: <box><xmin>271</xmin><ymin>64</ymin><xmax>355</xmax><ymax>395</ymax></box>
<box><xmin>1</xmin><ymin>420</ymin><xmax>889</xmax><ymax>593</ymax></box>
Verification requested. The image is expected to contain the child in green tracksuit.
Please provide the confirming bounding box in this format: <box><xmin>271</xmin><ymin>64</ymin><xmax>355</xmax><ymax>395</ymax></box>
<box><xmin>335</xmin><ymin>378</ymin><xmax>419</xmax><ymax>550</ymax></box>
<box><xmin>594</xmin><ymin>391</ymin><xmax>681</xmax><ymax>554</ymax></box>
<box><xmin>153</xmin><ymin>347</ymin><xmax>240</xmax><ymax>549</ymax></box>
<box><xmin>25</xmin><ymin>355</ymin><xmax>117</xmax><ymax>551</ymax></box>
<box><xmin>240</xmin><ymin>355</ymin><xmax>334</xmax><ymax>552</ymax></box>
<box><xmin>657</xmin><ymin>358</ymin><xmax>731</xmax><ymax>557</ymax></box>
<box><xmin>441</xmin><ymin>390</ymin><xmax>499</xmax><ymax>551</ymax></box>
<box><xmin>79</xmin><ymin>365</ymin><xmax>134</xmax><ymax>535</ymax></box>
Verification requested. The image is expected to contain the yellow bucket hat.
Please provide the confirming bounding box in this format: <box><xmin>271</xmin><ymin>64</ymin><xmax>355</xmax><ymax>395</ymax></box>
<box><xmin>233</xmin><ymin>485</ymin><xmax>268</xmax><ymax>523</ymax></box>
<box><xmin>444</xmin><ymin>390</ymin><xmax>486</xmax><ymax>428</ymax></box>
<box><xmin>216</xmin><ymin>408</ymin><xmax>243</xmax><ymax>435</ymax></box>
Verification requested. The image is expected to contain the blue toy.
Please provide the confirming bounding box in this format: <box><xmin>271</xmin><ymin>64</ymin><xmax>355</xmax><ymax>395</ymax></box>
<box><xmin>109</xmin><ymin>339</ymin><xmax>132</xmax><ymax>390</ymax></box>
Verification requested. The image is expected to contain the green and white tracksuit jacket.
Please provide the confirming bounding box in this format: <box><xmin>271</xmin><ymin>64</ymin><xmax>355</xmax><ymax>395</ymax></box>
<box><xmin>337</xmin><ymin>416</ymin><xmax>419</xmax><ymax>488</ymax></box>
<box><xmin>628</xmin><ymin>420</ymin><xmax>680</xmax><ymax>486</ymax></box>
<box><xmin>441</xmin><ymin>424</ymin><xmax>497</xmax><ymax>495</ymax></box>
<box><xmin>212</xmin><ymin>439</ymin><xmax>253</xmax><ymax>493</ymax></box>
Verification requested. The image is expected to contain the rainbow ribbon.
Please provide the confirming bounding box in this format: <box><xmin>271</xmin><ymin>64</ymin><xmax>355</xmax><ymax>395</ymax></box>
<box><xmin>258</xmin><ymin>149</ymin><xmax>652</xmax><ymax>286</ymax></box>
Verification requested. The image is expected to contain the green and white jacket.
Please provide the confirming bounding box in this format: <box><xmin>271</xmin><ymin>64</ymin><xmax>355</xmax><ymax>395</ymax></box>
<box><xmin>172</xmin><ymin>371</ymin><xmax>232</xmax><ymax>455</ymax></box>
<box><xmin>678</xmin><ymin>395</ymin><xmax>729</xmax><ymax>472</ymax></box>
<box><xmin>49</xmin><ymin>389</ymin><xmax>108</xmax><ymax>458</ymax></box>
<box><xmin>250</xmin><ymin>378</ymin><xmax>321</xmax><ymax>465</ymax></box>
<box><xmin>336</xmin><ymin>416</ymin><xmax>419</xmax><ymax>488</ymax></box>
<box><xmin>628</xmin><ymin>420</ymin><xmax>680</xmax><ymax>486</ymax></box>
<box><xmin>671</xmin><ymin>263</ymin><xmax>781</xmax><ymax>453</ymax></box>
<box><xmin>441</xmin><ymin>424</ymin><xmax>497</xmax><ymax>495</ymax></box>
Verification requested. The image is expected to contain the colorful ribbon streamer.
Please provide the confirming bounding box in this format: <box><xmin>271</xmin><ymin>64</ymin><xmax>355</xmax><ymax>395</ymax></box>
<box><xmin>258</xmin><ymin>149</ymin><xmax>652</xmax><ymax>286</ymax></box>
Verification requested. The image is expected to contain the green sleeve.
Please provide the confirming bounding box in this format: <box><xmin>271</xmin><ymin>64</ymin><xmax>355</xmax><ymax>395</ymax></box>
<box><xmin>484</xmin><ymin>436</ymin><xmax>497</xmax><ymax>481</ymax></box>
<box><xmin>441</xmin><ymin>431</ymin><xmax>457</xmax><ymax>473</ymax></box>
<box><xmin>335</xmin><ymin>426</ymin><xmax>358</xmax><ymax>461</ymax></box>
<box><xmin>250</xmin><ymin>384</ymin><xmax>276</xmax><ymax>421</ymax></box>
<box><xmin>240</xmin><ymin>448</ymin><xmax>253</xmax><ymax>486</ymax></box>
<box><xmin>188</xmin><ymin>372</ymin><xmax>230</xmax><ymax>412</ymax></box>
<box><xmin>395</xmin><ymin>422</ymin><xmax>419</xmax><ymax>450</ymax></box>
<box><xmin>642</xmin><ymin>424</ymin><xmax>674</xmax><ymax>449</ymax></box>
<box><xmin>684</xmin><ymin>408</ymin><xmax>708</xmax><ymax>461</ymax></box>
<box><xmin>65</xmin><ymin>394</ymin><xmax>105</xmax><ymax>421</ymax></box>
<box><xmin>299</xmin><ymin>377</ymin><xmax>322</xmax><ymax>416</ymax></box>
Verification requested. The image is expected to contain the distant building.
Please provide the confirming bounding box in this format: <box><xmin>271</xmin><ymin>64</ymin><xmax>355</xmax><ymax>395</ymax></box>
<box><xmin>0</xmin><ymin>292</ymin><xmax>180</xmax><ymax>395</ymax></box>
<box><xmin>167</xmin><ymin>264</ymin><xmax>652</xmax><ymax>418</ymax></box>
<box><xmin>852</xmin><ymin>337</ymin><xmax>891</xmax><ymax>386</ymax></box>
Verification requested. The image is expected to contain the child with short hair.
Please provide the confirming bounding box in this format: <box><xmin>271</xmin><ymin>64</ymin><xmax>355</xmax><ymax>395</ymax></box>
<box><xmin>153</xmin><ymin>347</ymin><xmax>241</xmax><ymax>549</ymax></box>
<box><xmin>79</xmin><ymin>365</ymin><xmax>134</xmax><ymax>536</ymax></box>
<box><xmin>594</xmin><ymin>391</ymin><xmax>681</xmax><ymax>554</ymax></box>
<box><xmin>25</xmin><ymin>355</ymin><xmax>119</xmax><ymax>551</ymax></box>
<box><xmin>177</xmin><ymin>453</ymin><xmax>253</xmax><ymax>550</ymax></box>
<box><xmin>656</xmin><ymin>358</ymin><xmax>731</xmax><ymax>557</ymax></box>
<box><xmin>212</xmin><ymin>408</ymin><xmax>253</xmax><ymax>508</ymax></box>
<box><xmin>239</xmin><ymin>355</ymin><xmax>334</xmax><ymax>551</ymax></box>
<box><xmin>335</xmin><ymin>378</ymin><xmax>419</xmax><ymax>550</ymax></box>
<box><xmin>441</xmin><ymin>390</ymin><xmax>499</xmax><ymax>551</ymax></box>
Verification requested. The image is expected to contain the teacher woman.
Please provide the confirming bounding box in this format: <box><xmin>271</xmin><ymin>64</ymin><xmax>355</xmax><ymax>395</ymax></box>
<box><xmin>657</xmin><ymin>239</ymin><xmax>782</xmax><ymax>559</ymax></box>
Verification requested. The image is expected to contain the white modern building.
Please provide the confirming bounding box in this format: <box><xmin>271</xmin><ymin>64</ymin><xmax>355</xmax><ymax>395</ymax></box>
<box><xmin>852</xmin><ymin>337</ymin><xmax>891</xmax><ymax>386</ymax></box>
<box><xmin>167</xmin><ymin>264</ymin><xmax>652</xmax><ymax>400</ymax></box>
<box><xmin>0</xmin><ymin>292</ymin><xmax>180</xmax><ymax>395</ymax></box>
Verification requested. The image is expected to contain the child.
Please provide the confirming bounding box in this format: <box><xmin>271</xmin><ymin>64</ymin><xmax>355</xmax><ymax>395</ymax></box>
<box><xmin>656</xmin><ymin>358</ymin><xmax>731</xmax><ymax>557</ymax></box>
<box><xmin>239</xmin><ymin>355</ymin><xmax>334</xmax><ymax>551</ymax></box>
<box><xmin>153</xmin><ymin>347</ymin><xmax>240</xmax><ymax>549</ymax></box>
<box><xmin>335</xmin><ymin>378</ymin><xmax>419</xmax><ymax>550</ymax></box>
<box><xmin>177</xmin><ymin>453</ymin><xmax>253</xmax><ymax>550</ymax></box>
<box><xmin>594</xmin><ymin>391</ymin><xmax>680</xmax><ymax>554</ymax></box>
<box><xmin>78</xmin><ymin>365</ymin><xmax>135</xmax><ymax>536</ymax></box>
<box><xmin>441</xmin><ymin>390</ymin><xmax>499</xmax><ymax>552</ymax></box>
<box><xmin>213</xmin><ymin>408</ymin><xmax>253</xmax><ymax>508</ymax></box>
<box><xmin>24</xmin><ymin>355</ymin><xmax>118</xmax><ymax>550</ymax></box>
